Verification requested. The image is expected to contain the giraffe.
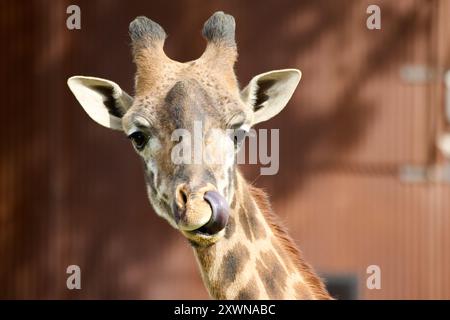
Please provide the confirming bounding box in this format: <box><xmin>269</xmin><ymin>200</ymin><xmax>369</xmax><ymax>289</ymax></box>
<box><xmin>67</xmin><ymin>11</ymin><xmax>331</xmax><ymax>300</ymax></box>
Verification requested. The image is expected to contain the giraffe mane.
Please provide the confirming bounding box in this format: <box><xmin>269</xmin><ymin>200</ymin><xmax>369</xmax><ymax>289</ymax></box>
<box><xmin>247</xmin><ymin>184</ymin><xmax>332</xmax><ymax>300</ymax></box>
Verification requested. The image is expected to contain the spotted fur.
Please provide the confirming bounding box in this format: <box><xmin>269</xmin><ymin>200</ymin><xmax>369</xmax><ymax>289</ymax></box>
<box><xmin>68</xmin><ymin>11</ymin><xmax>327</xmax><ymax>300</ymax></box>
<box><xmin>194</xmin><ymin>172</ymin><xmax>331</xmax><ymax>300</ymax></box>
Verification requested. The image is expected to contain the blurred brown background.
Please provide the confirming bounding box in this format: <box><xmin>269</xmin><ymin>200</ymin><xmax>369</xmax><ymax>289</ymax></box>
<box><xmin>1</xmin><ymin>0</ymin><xmax>450</xmax><ymax>299</ymax></box>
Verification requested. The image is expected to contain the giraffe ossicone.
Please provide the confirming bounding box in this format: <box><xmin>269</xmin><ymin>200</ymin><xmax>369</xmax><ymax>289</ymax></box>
<box><xmin>67</xmin><ymin>11</ymin><xmax>331</xmax><ymax>300</ymax></box>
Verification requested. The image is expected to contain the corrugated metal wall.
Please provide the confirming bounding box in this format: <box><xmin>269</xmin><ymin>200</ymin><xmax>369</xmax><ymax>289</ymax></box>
<box><xmin>0</xmin><ymin>0</ymin><xmax>449</xmax><ymax>299</ymax></box>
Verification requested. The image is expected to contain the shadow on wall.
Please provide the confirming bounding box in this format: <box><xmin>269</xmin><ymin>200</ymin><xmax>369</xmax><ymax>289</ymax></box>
<box><xmin>241</xmin><ymin>1</ymin><xmax>432</xmax><ymax>200</ymax></box>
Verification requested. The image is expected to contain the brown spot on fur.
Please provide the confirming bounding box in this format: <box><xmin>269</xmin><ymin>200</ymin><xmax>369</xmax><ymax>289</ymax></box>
<box><xmin>195</xmin><ymin>247</ymin><xmax>216</xmax><ymax>275</ymax></box>
<box><xmin>236</xmin><ymin>277</ymin><xmax>260</xmax><ymax>299</ymax></box>
<box><xmin>256</xmin><ymin>251</ymin><xmax>287</xmax><ymax>299</ymax></box>
<box><xmin>238</xmin><ymin>192</ymin><xmax>266</xmax><ymax>240</ymax></box>
<box><xmin>208</xmin><ymin>279</ymin><xmax>227</xmax><ymax>300</ymax></box>
<box><xmin>230</xmin><ymin>195</ymin><xmax>236</xmax><ymax>209</ymax></box>
<box><xmin>247</xmin><ymin>184</ymin><xmax>331</xmax><ymax>300</ymax></box>
<box><xmin>218</xmin><ymin>243</ymin><xmax>250</xmax><ymax>291</ymax></box>
<box><xmin>225</xmin><ymin>214</ymin><xmax>236</xmax><ymax>239</ymax></box>
<box><xmin>247</xmin><ymin>209</ymin><xmax>266</xmax><ymax>239</ymax></box>
<box><xmin>195</xmin><ymin>248</ymin><xmax>227</xmax><ymax>299</ymax></box>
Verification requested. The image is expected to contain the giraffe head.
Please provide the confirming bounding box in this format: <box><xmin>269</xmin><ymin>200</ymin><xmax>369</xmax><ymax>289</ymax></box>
<box><xmin>67</xmin><ymin>12</ymin><xmax>301</xmax><ymax>246</ymax></box>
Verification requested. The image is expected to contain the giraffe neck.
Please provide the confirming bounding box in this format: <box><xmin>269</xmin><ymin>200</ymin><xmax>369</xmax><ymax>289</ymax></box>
<box><xmin>193</xmin><ymin>171</ymin><xmax>331</xmax><ymax>300</ymax></box>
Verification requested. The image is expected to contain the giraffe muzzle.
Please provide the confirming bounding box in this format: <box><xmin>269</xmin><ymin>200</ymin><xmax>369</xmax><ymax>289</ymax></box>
<box><xmin>199</xmin><ymin>191</ymin><xmax>230</xmax><ymax>234</ymax></box>
<box><xmin>174</xmin><ymin>186</ymin><xmax>229</xmax><ymax>235</ymax></box>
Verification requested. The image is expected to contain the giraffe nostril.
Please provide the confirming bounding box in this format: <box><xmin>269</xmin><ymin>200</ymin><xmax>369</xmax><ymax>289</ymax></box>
<box><xmin>175</xmin><ymin>184</ymin><xmax>188</xmax><ymax>208</ymax></box>
<box><xmin>173</xmin><ymin>184</ymin><xmax>227</xmax><ymax>233</ymax></box>
<box><xmin>180</xmin><ymin>189</ymin><xmax>187</xmax><ymax>205</ymax></box>
<box><xmin>173</xmin><ymin>184</ymin><xmax>188</xmax><ymax>224</ymax></box>
<box><xmin>200</xmin><ymin>191</ymin><xmax>230</xmax><ymax>235</ymax></box>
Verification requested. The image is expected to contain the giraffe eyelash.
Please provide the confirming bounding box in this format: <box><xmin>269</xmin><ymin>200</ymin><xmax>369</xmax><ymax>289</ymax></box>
<box><xmin>128</xmin><ymin>131</ymin><xmax>149</xmax><ymax>151</ymax></box>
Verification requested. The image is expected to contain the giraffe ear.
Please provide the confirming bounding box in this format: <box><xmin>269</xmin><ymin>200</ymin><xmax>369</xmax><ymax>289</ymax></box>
<box><xmin>241</xmin><ymin>69</ymin><xmax>301</xmax><ymax>125</ymax></box>
<box><xmin>67</xmin><ymin>76</ymin><xmax>133</xmax><ymax>130</ymax></box>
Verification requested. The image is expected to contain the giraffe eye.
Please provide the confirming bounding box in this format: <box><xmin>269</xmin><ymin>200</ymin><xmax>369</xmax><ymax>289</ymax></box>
<box><xmin>128</xmin><ymin>131</ymin><xmax>148</xmax><ymax>151</ymax></box>
<box><xmin>228</xmin><ymin>118</ymin><xmax>249</xmax><ymax>149</ymax></box>
<box><xmin>232</xmin><ymin>128</ymin><xmax>248</xmax><ymax>149</ymax></box>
